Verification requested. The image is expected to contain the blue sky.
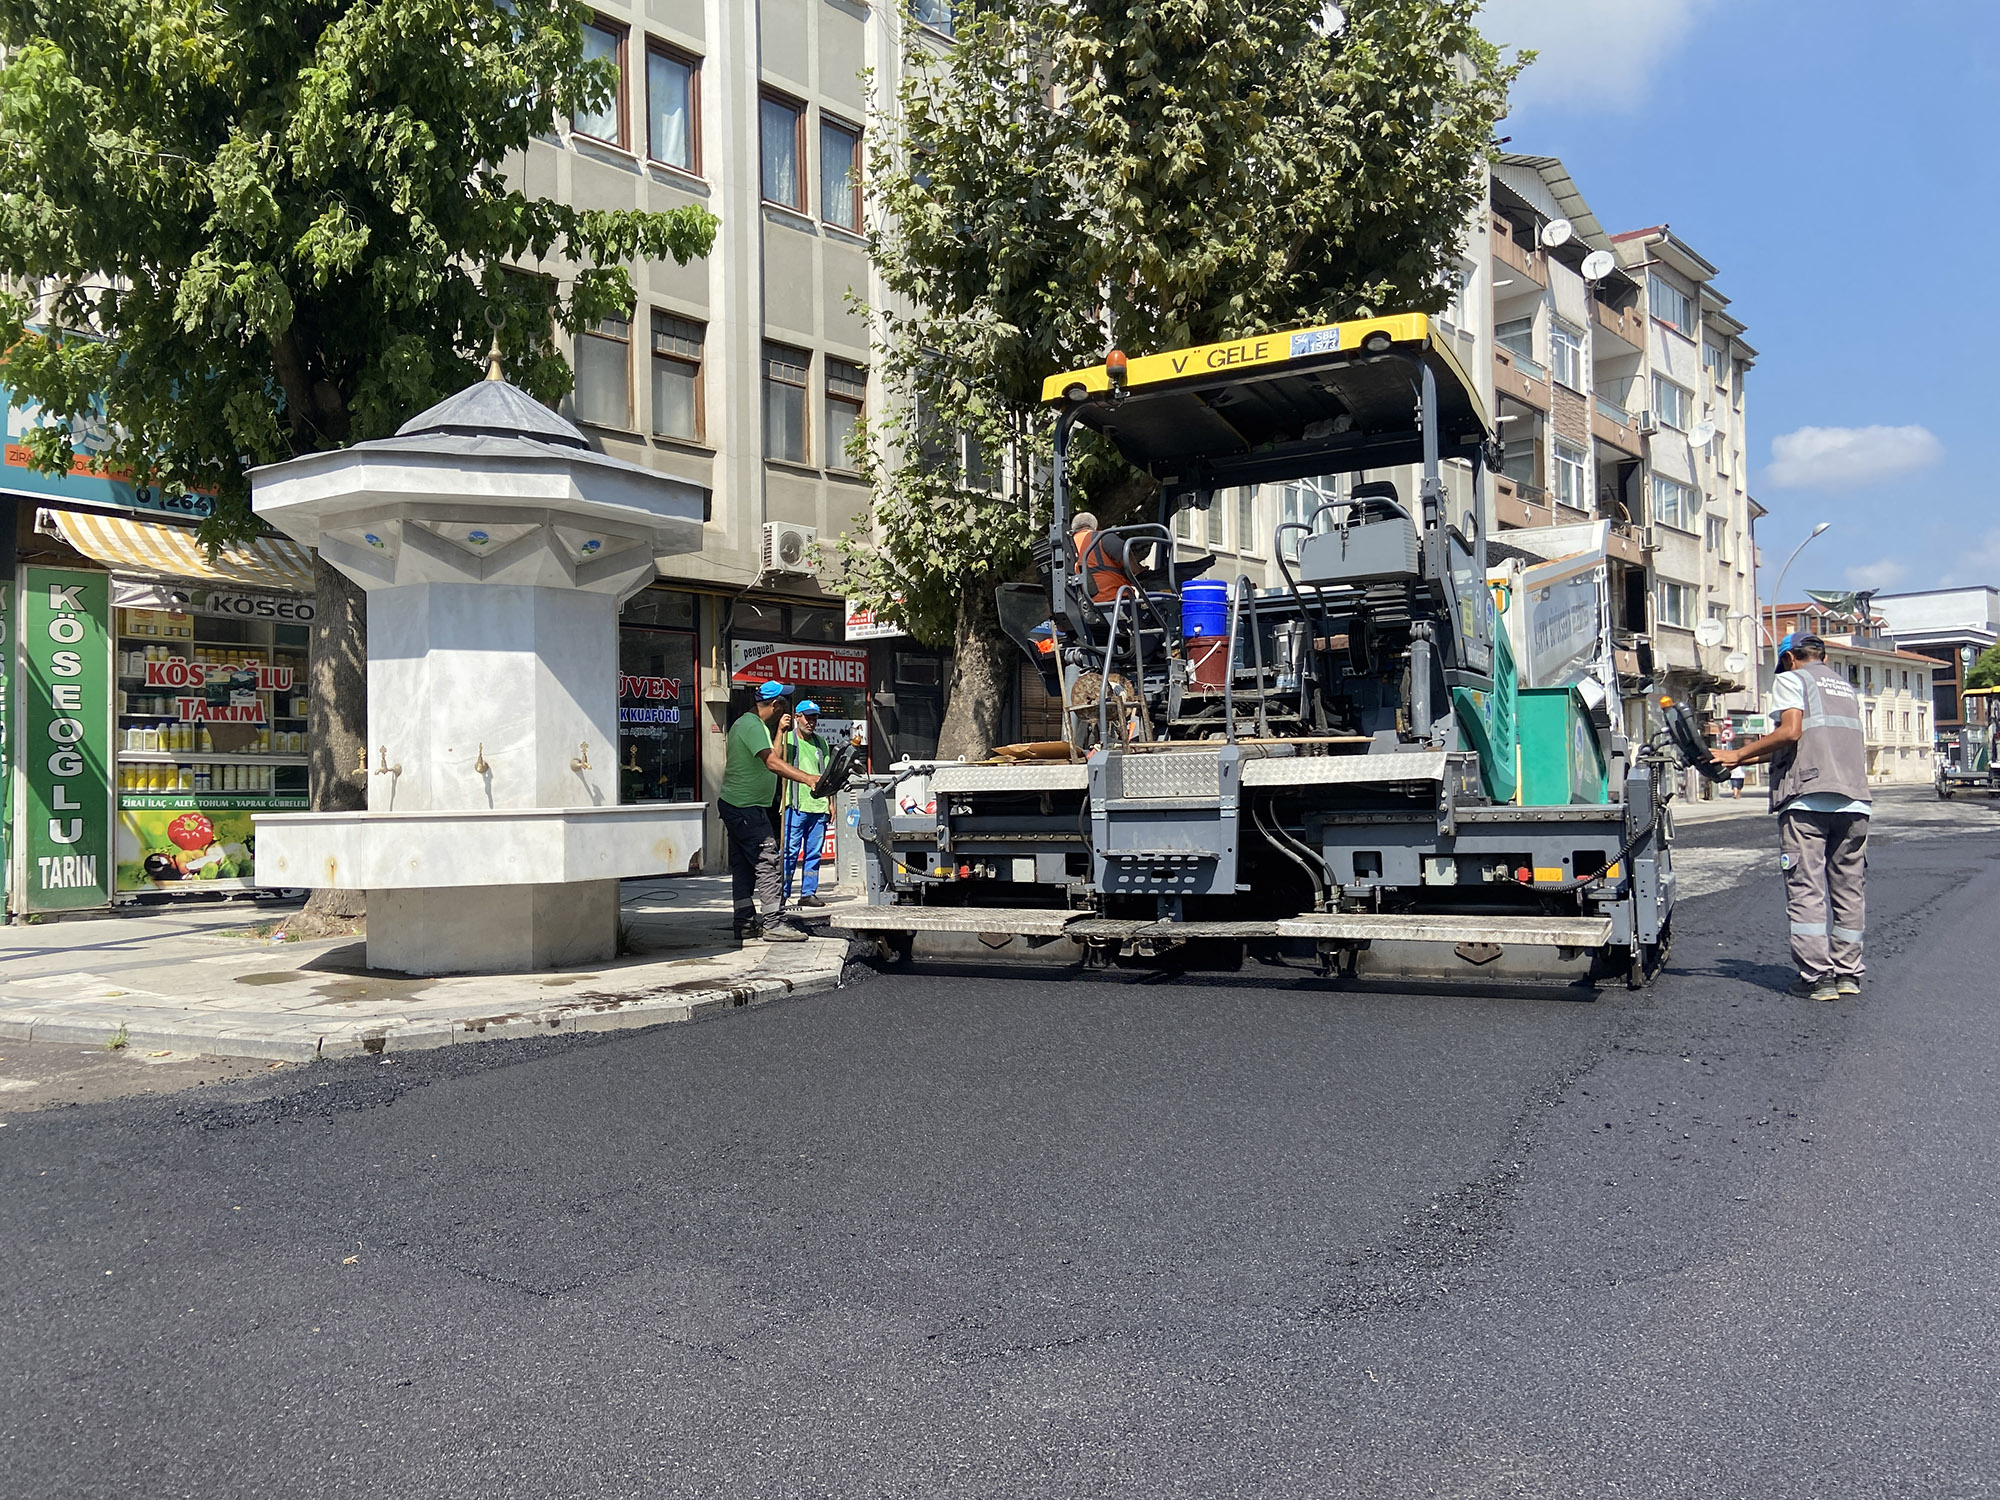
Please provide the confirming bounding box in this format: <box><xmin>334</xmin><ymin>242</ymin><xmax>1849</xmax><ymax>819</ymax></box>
<box><xmin>1478</xmin><ymin>0</ymin><xmax>2000</xmax><ymax>601</ymax></box>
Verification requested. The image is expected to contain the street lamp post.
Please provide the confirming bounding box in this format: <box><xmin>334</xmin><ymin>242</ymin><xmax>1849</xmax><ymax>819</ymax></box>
<box><xmin>1764</xmin><ymin>521</ymin><xmax>1831</xmax><ymax>710</ymax></box>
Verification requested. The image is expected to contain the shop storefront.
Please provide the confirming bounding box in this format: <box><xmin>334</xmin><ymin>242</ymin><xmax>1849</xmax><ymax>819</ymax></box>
<box><xmin>13</xmin><ymin>511</ymin><xmax>317</xmax><ymax>906</ymax></box>
<box><xmin>618</xmin><ymin>587</ymin><xmax>701</xmax><ymax>806</ymax></box>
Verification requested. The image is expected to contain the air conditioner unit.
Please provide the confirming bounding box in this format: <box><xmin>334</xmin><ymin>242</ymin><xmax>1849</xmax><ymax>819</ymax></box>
<box><xmin>761</xmin><ymin>521</ymin><xmax>817</xmax><ymax>575</ymax></box>
<box><xmin>1641</xmin><ymin>526</ymin><xmax>1660</xmax><ymax>552</ymax></box>
<box><xmin>1635</xmin><ymin>409</ymin><xmax>1659</xmax><ymax>435</ymax></box>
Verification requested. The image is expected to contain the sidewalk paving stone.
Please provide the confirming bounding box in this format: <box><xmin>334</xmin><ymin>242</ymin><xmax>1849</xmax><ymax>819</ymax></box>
<box><xmin>0</xmin><ymin>875</ymin><xmax>855</xmax><ymax>1060</ymax></box>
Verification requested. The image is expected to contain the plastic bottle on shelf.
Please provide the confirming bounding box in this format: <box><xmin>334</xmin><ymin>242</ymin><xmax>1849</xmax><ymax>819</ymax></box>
<box><xmin>178</xmin><ymin>767</ymin><xmax>193</xmax><ymax>792</ymax></box>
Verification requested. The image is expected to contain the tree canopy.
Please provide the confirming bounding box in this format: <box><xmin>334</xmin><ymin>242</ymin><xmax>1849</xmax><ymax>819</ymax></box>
<box><xmin>841</xmin><ymin>0</ymin><xmax>1519</xmax><ymax>757</ymax></box>
<box><xmin>0</xmin><ymin>0</ymin><xmax>717</xmax><ymax>543</ymax></box>
<box><xmin>1966</xmin><ymin>644</ymin><xmax>2000</xmax><ymax>693</ymax></box>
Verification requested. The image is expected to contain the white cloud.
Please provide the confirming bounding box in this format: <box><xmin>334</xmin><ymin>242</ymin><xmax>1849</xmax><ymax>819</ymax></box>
<box><xmin>1844</xmin><ymin>560</ymin><xmax>1909</xmax><ymax>590</ymax></box>
<box><xmin>1480</xmin><ymin>0</ymin><xmax>1718</xmax><ymax>111</ymax></box>
<box><xmin>1764</xmin><ymin>425</ymin><xmax>1943</xmax><ymax>490</ymax></box>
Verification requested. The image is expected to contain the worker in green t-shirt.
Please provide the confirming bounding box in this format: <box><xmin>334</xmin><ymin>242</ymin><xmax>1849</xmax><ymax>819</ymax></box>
<box><xmin>720</xmin><ymin>680</ymin><xmax>822</xmax><ymax>942</ymax></box>
<box><xmin>780</xmin><ymin>700</ymin><xmax>833</xmax><ymax>908</ymax></box>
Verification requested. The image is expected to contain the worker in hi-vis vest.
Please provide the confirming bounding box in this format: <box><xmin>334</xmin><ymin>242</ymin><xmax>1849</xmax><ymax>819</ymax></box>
<box><xmin>1712</xmin><ymin>633</ymin><xmax>1870</xmax><ymax>1002</ymax></box>
<box><xmin>779</xmin><ymin>700</ymin><xmax>833</xmax><ymax>908</ymax></box>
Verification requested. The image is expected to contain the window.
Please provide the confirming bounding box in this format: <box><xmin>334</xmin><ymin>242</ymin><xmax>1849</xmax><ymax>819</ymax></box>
<box><xmin>1205</xmin><ymin>497</ymin><xmax>1223</xmax><ymax>547</ymax></box>
<box><xmin>1652</xmin><ymin>474</ymin><xmax>1696</xmax><ymax>530</ymax></box>
<box><xmin>1650</xmin><ymin>273</ymin><xmax>1693</xmax><ymax>334</ymax></box>
<box><xmin>820</xmin><ymin>118</ymin><xmax>861</xmax><ymax>232</ymax></box>
<box><xmin>645</xmin><ymin>43</ymin><xmax>697</xmax><ymax>172</ymax></box>
<box><xmin>760</xmin><ymin>93</ymin><xmax>805</xmax><ymax>210</ymax></box>
<box><xmin>649</xmin><ymin>311</ymin><xmax>703</xmax><ymax>441</ymax></box>
<box><xmin>1550</xmin><ymin>321</ymin><xmax>1584</xmax><ymax>391</ymax></box>
<box><xmin>1552</xmin><ymin>439</ymin><xmax>1586</xmax><ymax>509</ymax></box>
<box><xmin>763</xmin><ymin>342</ymin><xmax>809</xmax><ymax>462</ymax></box>
<box><xmin>1704</xmin><ymin>516</ymin><xmax>1727</xmax><ymax>556</ymax></box>
<box><xmin>1702</xmin><ymin>341</ymin><xmax>1728</xmax><ymax>386</ymax></box>
<box><xmin>1706</xmin><ymin>601</ymin><xmax>1728</xmax><ymax>626</ymax></box>
<box><xmin>1438</xmin><ymin>266</ymin><xmax>1470</xmax><ymax>331</ymax></box>
<box><xmin>572</xmin><ymin>17</ymin><xmax>627</xmax><ymax>146</ymax></box>
<box><xmin>824</xmin><ymin>358</ymin><xmax>866</xmax><ymax>470</ymax></box>
<box><xmin>1175</xmin><ymin>504</ymin><xmax>1199</xmax><ymax>543</ymax></box>
<box><xmin>1277</xmin><ymin>476</ymin><xmax>1341</xmax><ymax>559</ymax></box>
<box><xmin>1495</xmin><ymin>316</ymin><xmax>1534</xmax><ymax>360</ymax></box>
<box><xmin>1657</xmin><ymin>580</ymin><xmax>1696</xmax><ymax>630</ymax></box>
<box><xmin>1651</xmin><ymin>375</ymin><xmax>1691</xmax><ymax>431</ymax></box>
<box><xmin>1235</xmin><ymin>487</ymin><xmax>1260</xmax><ymax>556</ymax></box>
<box><xmin>911</xmin><ymin>0</ymin><xmax>956</xmax><ymax>34</ymax></box>
<box><xmin>574</xmin><ymin>314</ymin><xmax>632</xmax><ymax>429</ymax></box>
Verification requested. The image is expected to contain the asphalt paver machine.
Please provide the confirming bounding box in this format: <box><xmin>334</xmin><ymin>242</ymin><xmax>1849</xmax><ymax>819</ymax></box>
<box><xmin>837</xmin><ymin>314</ymin><xmax>1714</xmax><ymax>987</ymax></box>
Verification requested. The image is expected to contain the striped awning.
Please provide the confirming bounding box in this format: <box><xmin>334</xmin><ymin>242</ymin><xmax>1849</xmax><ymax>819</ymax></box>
<box><xmin>47</xmin><ymin>509</ymin><xmax>316</xmax><ymax>591</ymax></box>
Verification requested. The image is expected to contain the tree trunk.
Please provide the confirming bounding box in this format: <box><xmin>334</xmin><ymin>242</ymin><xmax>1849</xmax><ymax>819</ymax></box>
<box><xmin>297</xmin><ymin>553</ymin><xmax>368</xmax><ymax>932</ymax></box>
<box><xmin>935</xmin><ymin>579</ymin><xmax>1014</xmax><ymax>762</ymax></box>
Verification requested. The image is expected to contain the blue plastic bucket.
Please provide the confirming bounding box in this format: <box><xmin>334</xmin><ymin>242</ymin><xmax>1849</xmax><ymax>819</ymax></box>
<box><xmin>1181</xmin><ymin>578</ymin><xmax>1230</xmax><ymax>638</ymax></box>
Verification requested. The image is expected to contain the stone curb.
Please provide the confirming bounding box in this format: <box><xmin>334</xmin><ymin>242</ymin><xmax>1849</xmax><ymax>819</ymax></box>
<box><xmin>0</xmin><ymin>938</ymin><xmax>849</xmax><ymax>1063</ymax></box>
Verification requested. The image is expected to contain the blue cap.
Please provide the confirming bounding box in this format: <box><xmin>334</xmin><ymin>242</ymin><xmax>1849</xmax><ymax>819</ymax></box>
<box><xmin>796</xmin><ymin>699</ymin><xmax>822</xmax><ymax>716</ymax></box>
<box><xmin>1776</xmin><ymin>632</ymin><xmax>1798</xmax><ymax>660</ymax></box>
<box><xmin>756</xmin><ymin>680</ymin><xmax>791</xmax><ymax>701</ymax></box>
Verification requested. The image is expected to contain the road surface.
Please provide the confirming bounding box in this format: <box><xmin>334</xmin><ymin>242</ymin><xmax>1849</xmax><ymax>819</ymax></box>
<box><xmin>5</xmin><ymin>787</ymin><xmax>1996</xmax><ymax>1498</ymax></box>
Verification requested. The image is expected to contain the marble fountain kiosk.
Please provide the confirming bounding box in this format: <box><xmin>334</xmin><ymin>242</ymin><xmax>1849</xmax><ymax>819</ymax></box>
<box><xmin>251</xmin><ymin>366</ymin><xmax>707</xmax><ymax>974</ymax></box>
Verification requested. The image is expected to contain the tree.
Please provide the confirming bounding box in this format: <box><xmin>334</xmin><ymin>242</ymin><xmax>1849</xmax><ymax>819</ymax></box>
<box><xmin>1967</xmin><ymin>645</ymin><xmax>2000</xmax><ymax>693</ymax></box>
<box><xmin>841</xmin><ymin>0</ymin><xmax>1518</xmax><ymax>759</ymax></box>
<box><xmin>0</xmin><ymin>0</ymin><xmax>715</xmax><ymax>923</ymax></box>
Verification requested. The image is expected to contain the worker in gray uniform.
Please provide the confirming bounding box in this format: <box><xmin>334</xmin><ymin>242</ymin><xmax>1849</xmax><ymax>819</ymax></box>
<box><xmin>1711</xmin><ymin>634</ymin><xmax>1870</xmax><ymax>1001</ymax></box>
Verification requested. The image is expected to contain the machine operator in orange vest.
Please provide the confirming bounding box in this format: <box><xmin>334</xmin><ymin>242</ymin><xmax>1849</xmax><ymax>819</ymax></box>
<box><xmin>1070</xmin><ymin>512</ymin><xmax>1136</xmax><ymax>605</ymax></box>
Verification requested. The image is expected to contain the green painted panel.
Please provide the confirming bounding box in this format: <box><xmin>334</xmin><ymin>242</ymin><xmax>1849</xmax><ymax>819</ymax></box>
<box><xmin>22</xmin><ymin>566</ymin><xmax>113</xmax><ymax>909</ymax></box>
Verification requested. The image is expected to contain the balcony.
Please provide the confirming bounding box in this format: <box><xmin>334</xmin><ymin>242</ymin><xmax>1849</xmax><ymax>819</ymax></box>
<box><xmin>1605</xmin><ymin>519</ymin><xmax>1646</xmax><ymax>566</ymax></box>
<box><xmin>1493</xmin><ymin>347</ymin><xmax>1551</xmax><ymax>411</ymax></box>
<box><xmin>1491</xmin><ymin>216</ymin><xmax>1548</xmax><ymax>289</ymax></box>
<box><xmin>1592</xmin><ymin>297</ymin><xmax>1644</xmax><ymax>352</ymax></box>
<box><xmin>1494</xmin><ymin>475</ymin><xmax>1554</xmax><ymax>530</ymax></box>
<box><xmin>1592</xmin><ymin>396</ymin><xmax>1643</xmax><ymax>456</ymax></box>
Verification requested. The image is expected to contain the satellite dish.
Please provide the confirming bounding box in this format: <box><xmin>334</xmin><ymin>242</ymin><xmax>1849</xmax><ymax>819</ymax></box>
<box><xmin>1689</xmin><ymin>420</ymin><xmax>1717</xmax><ymax>447</ymax></box>
<box><xmin>1725</xmin><ymin>651</ymin><xmax>1750</xmax><ymax>674</ymax></box>
<box><xmin>1540</xmin><ymin>218</ymin><xmax>1573</xmax><ymax>249</ymax></box>
<box><xmin>1581</xmin><ymin>249</ymin><xmax>1617</xmax><ymax>280</ymax></box>
<box><xmin>1697</xmin><ymin>619</ymin><xmax>1727</xmax><ymax>647</ymax></box>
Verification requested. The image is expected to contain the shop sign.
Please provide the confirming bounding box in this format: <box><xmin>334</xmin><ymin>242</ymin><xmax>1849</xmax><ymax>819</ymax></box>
<box><xmin>1741</xmin><ymin>713</ymin><xmax>1772</xmax><ymax>736</ymax></box>
<box><xmin>113</xmin><ymin>580</ymin><xmax>314</xmax><ymax>622</ymax></box>
<box><xmin>141</xmin><ymin>659</ymin><xmax>294</xmax><ymax>692</ymax></box>
<box><xmin>844</xmin><ymin>598</ymin><xmax>907</xmax><ymax>642</ymax></box>
<box><xmin>3</xmin><ymin>381</ymin><xmax>213</xmax><ymax>519</ymax></box>
<box><xmin>730</xmin><ymin>641</ymin><xmax>869</xmax><ymax>689</ymax></box>
<box><xmin>618</xmin><ymin>672</ymin><xmax>683</xmax><ymax>725</ymax></box>
<box><xmin>22</xmin><ymin>567</ymin><xmax>112</xmax><ymax>909</ymax></box>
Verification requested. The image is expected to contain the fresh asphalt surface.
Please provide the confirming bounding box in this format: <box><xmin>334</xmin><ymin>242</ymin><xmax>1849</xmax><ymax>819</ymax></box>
<box><xmin>6</xmin><ymin>786</ymin><xmax>1998</xmax><ymax>1498</ymax></box>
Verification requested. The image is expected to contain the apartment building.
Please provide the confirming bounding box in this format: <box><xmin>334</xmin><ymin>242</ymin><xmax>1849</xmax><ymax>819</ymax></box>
<box><xmin>514</xmin><ymin>0</ymin><xmax>956</xmax><ymax>858</ymax></box>
<box><xmin>1769</xmin><ymin>600</ymin><xmax>1937</xmax><ymax>782</ymax></box>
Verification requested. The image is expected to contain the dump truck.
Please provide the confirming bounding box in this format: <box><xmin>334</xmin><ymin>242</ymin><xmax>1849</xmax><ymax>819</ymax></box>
<box><xmin>834</xmin><ymin>313</ymin><xmax>1718</xmax><ymax>988</ymax></box>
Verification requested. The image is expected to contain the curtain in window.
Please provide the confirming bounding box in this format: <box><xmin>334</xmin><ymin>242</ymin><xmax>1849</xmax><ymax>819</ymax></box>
<box><xmin>648</xmin><ymin>52</ymin><xmax>691</xmax><ymax>168</ymax></box>
<box><xmin>761</xmin><ymin>98</ymin><xmax>799</xmax><ymax>206</ymax></box>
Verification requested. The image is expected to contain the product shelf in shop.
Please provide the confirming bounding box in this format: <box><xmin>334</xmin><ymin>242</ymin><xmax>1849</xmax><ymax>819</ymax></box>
<box><xmin>119</xmin><ymin>752</ymin><xmax>309</xmax><ymax>766</ymax></box>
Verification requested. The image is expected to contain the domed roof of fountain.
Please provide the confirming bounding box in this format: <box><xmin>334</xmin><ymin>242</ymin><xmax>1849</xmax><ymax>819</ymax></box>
<box><xmin>395</xmin><ymin>377</ymin><xmax>590</xmax><ymax>450</ymax></box>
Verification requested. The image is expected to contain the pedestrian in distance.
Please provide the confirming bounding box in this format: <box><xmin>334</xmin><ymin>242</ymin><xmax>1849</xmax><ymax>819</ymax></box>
<box><xmin>780</xmin><ymin>700</ymin><xmax>833</xmax><ymax>909</ymax></box>
<box><xmin>1730</xmin><ymin>763</ymin><xmax>1746</xmax><ymax>800</ymax></box>
<box><xmin>718</xmin><ymin>680</ymin><xmax>823</xmax><ymax>944</ymax></box>
<box><xmin>1711</xmin><ymin>634</ymin><xmax>1869</xmax><ymax>1001</ymax></box>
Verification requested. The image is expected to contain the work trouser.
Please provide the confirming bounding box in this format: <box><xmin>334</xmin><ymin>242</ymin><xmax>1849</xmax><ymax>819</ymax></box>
<box><xmin>720</xmin><ymin>801</ymin><xmax>784</xmax><ymax>932</ymax></box>
<box><xmin>1779</xmin><ymin>808</ymin><xmax>1868</xmax><ymax>982</ymax></box>
<box><xmin>782</xmin><ymin>807</ymin><xmax>829</xmax><ymax>900</ymax></box>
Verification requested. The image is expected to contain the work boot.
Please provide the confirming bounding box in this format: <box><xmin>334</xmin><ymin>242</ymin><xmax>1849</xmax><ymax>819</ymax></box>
<box><xmin>1836</xmin><ymin>976</ymin><xmax>1861</xmax><ymax>996</ymax></box>
<box><xmin>1791</xmin><ymin>976</ymin><xmax>1841</xmax><ymax>1002</ymax></box>
<box><xmin>797</xmin><ymin>894</ymin><xmax>827</xmax><ymax>908</ymax></box>
<box><xmin>734</xmin><ymin>918</ymin><xmax>762</xmax><ymax>942</ymax></box>
<box><xmin>760</xmin><ymin>917</ymin><xmax>810</xmax><ymax>943</ymax></box>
